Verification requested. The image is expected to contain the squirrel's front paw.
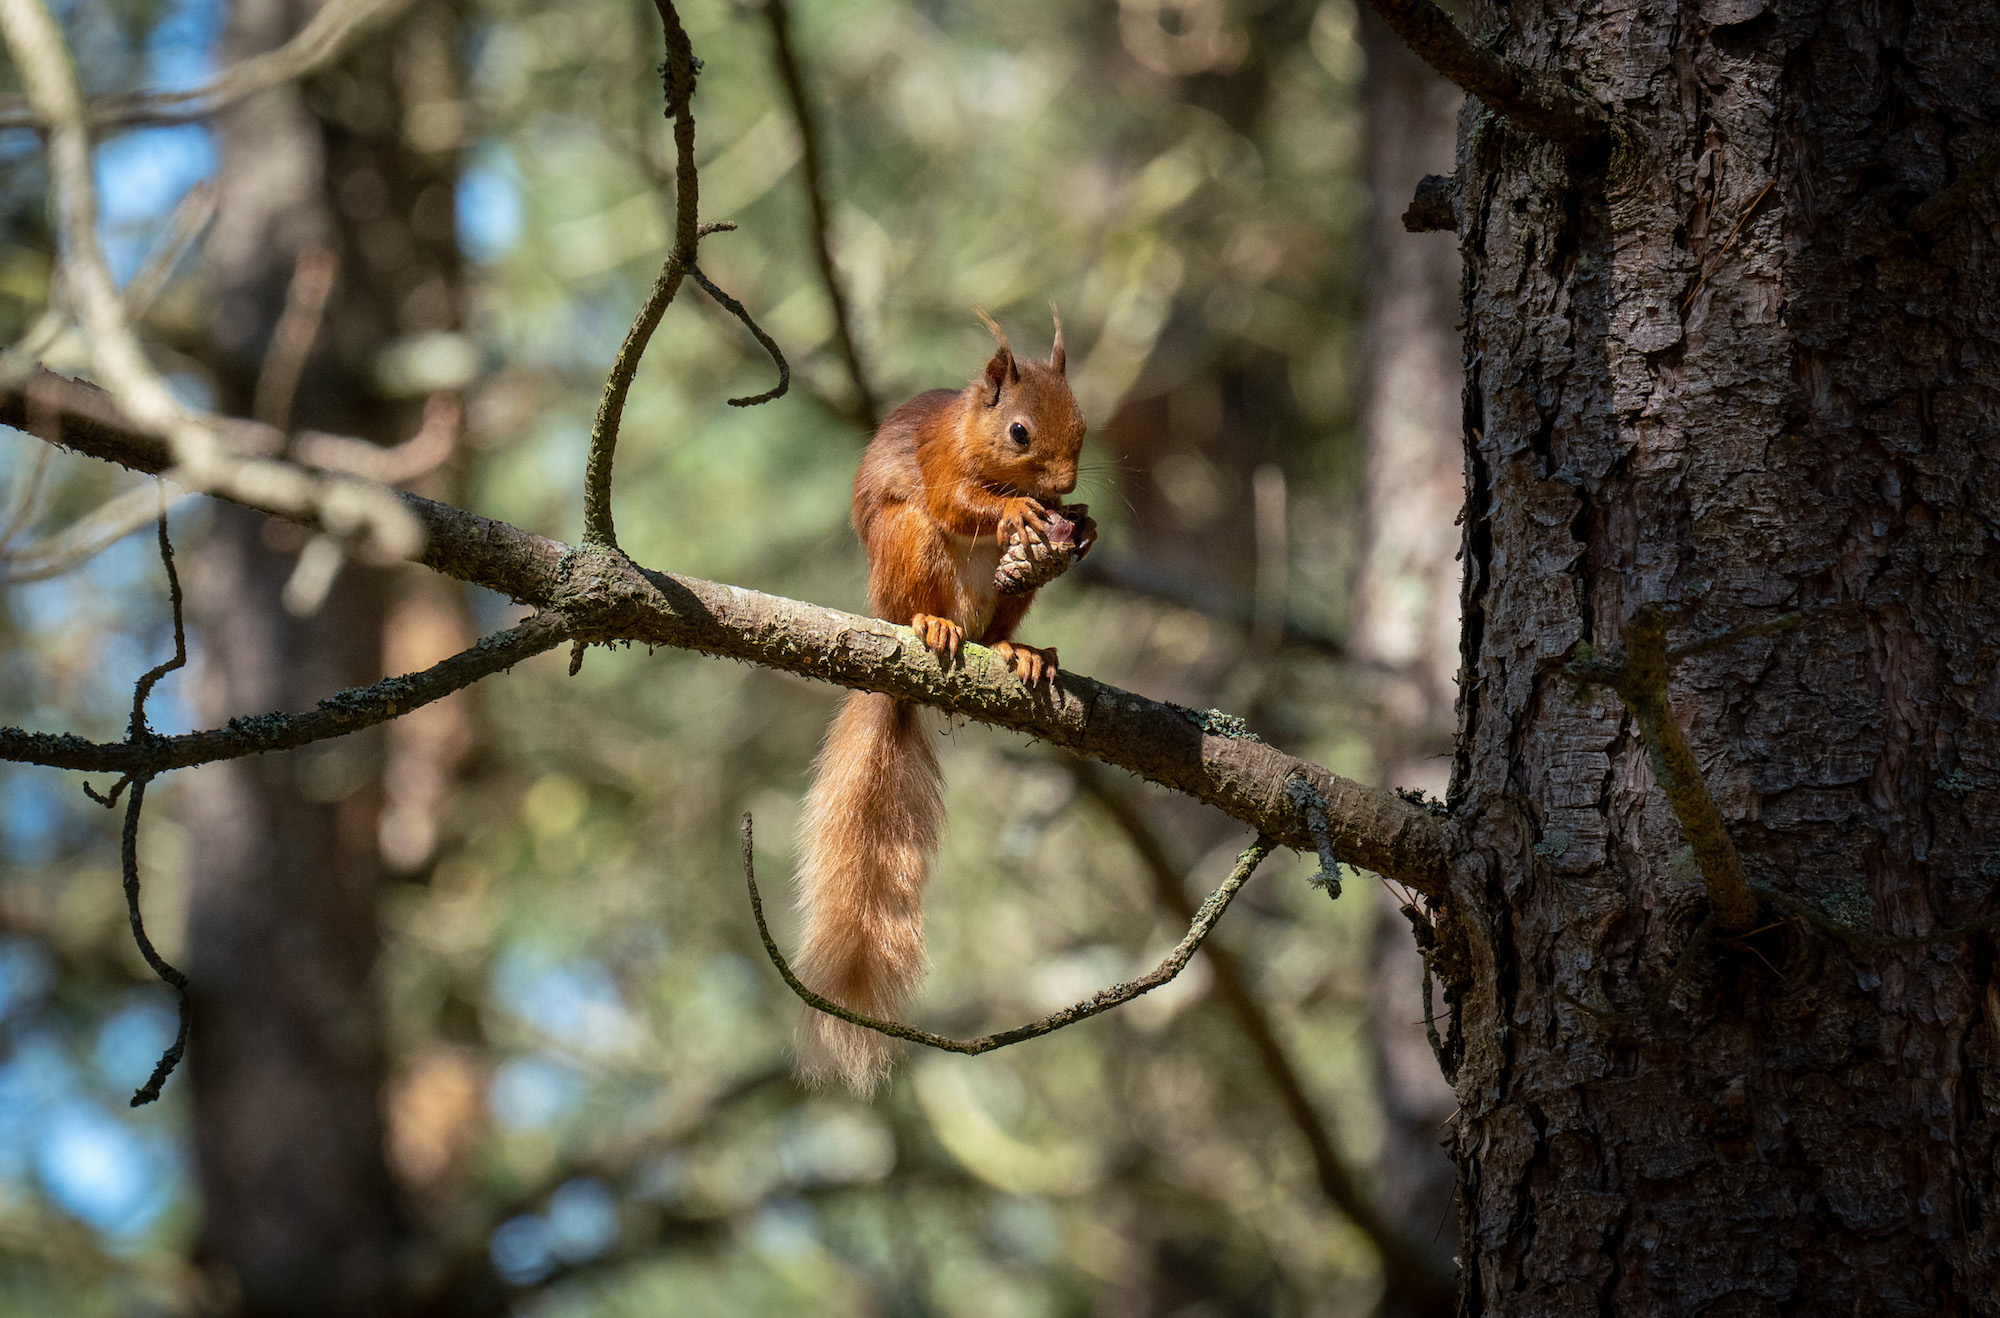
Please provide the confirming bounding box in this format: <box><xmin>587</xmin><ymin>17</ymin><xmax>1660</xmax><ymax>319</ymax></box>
<box><xmin>912</xmin><ymin>613</ymin><xmax>965</xmax><ymax>662</ymax></box>
<box><xmin>996</xmin><ymin>497</ymin><xmax>1053</xmax><ymax>549</ymax></box>
<box><xmin>995</xmin><ymin>641</ymin><xmax>1058</xmax><ymax>686</ymax></box>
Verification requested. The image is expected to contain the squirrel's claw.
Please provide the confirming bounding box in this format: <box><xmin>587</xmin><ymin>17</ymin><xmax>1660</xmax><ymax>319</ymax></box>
<box><xmin>912</xmin><ymin>613</ymin><xmax>964</xmax><ymax>663</ymax></box>
<box><xmin>995</xmin><ymin>641</ymin><xmax>1058</xmax><ymax>686</ymax></box>
<box><xmin>997</xmin><ymin>497</ymin><xmax>1053</xmax><ymax>549</ymax></box>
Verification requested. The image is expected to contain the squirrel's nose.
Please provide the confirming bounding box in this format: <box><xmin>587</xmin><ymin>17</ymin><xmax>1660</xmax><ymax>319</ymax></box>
<box><xmin>1053</xmin><ymin>467</ymin><xmax>1077</xmax><ymax>496</ymax></box>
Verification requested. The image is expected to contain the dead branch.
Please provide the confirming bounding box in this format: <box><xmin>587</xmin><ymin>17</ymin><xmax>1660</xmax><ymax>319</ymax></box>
<box><xmin>690</xmin><ymin>265</ymin><xmax>791</xmax><ymax>407</ymax></box>
<box><xmin>744</xmin><ymin>813</ymin><xmax>1275</xmax><ymax>1054</ymax></box>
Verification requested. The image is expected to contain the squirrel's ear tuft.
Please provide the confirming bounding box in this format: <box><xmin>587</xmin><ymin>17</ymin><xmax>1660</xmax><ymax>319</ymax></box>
<box><xmin>976</xmin><ymin>308</ymin><xmax>1016</xmax><ymax>405</ymax></box>
<box><xmin>1049</xmin><ymin>303</ymin><xmax>1065</xmax><ymax>375</ymax></box>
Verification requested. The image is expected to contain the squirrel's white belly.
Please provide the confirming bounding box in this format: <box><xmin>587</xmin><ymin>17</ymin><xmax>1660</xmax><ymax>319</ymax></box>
<box><xmin>945</xmin><ymin>532</ymin><xmax>1003</xmax><ymax>637</ymax></box>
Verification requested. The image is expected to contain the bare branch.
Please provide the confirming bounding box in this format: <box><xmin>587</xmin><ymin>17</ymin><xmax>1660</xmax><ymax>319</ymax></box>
<box><xmin>745</xmin><ymin>813</ymin><xmax>1275</xmax><ymax>1054</ymax></box>
<box><xmin>1076</xmin><ymin>764</ymin><xmax>1456</xmax><ymax>1314</ymax></box>
<box><xmin>0</xmin><ymin>0</ymin><xmax>420</xmax><ymax>130</ymax></box>
<box><xmin>119</xmin><ymin>777</ymin><xmax>188</xmax><ymax>1106</ymax></box>
<box><xmin>762</xmin><ymin>0</ymin><xmax>879</xmax><ymax>431</ymax></box>
<box><xmin>690</xmin><ymin>265</ymin><xmax>790</xmax><ymax>407</ymax></box>
<box><xmin>2</xmin><ymin>367</ymin><xmax>1452</xmax><ymax>892</ymax></box>
<box><xmin>584</xmin><ymin>0</ymin><xmax>703</xmax><ymax>548</ymax></box>
<box><xmin>1363</xmin><ymin>0</ymin><xmax>1611</xmax><ymax>154</ymax></box>
<box><xmin>1</xmin><ymin>612</ymin><xmax>571</xmax><ymax>776</ymax></box>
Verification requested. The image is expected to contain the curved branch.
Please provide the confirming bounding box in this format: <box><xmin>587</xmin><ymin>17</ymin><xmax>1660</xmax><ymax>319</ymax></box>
<box><xmin>583</xmin><ymin>0</ymin><xmax>703</xmax><ymax>547</ymax></box>
<box><xmin>690</xmin><ymin>265</ymin><xmax>789</xmax><ymax>406</ymax></box>
<box><xmin>0</xmin><ymin>0</ymin><xmax>420</xmax><ymax>129</ymax></box>
<box><xmin>0</xmin><ymin>613</ymin><xmax>570</xmax><ymax>775</ymax></box>
<box><xmin>745</xmin><ymin>814</ymin><xmax>1274</xmax><ymax>1054</ymax></box>
<box><xmin>1</xmin><ymin>367</ymin><xmax>1452</xmax><ymax>892</ymax></box>
<box><xmin>1363</xmin><ymin>0</ymin><xmax>1611</xmax><ymax>154</ymax></box>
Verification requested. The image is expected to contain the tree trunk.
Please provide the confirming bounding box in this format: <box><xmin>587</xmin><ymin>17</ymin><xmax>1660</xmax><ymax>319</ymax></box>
<box><xmin>1436</xmin><ymin>0</ymin><xmax>2000</xmax><ymax>1312</ymax></box>
<box><xmin>183</xmin><ymin>0</ymin><xmax>466</xmax><ymax>1310</ymax></box>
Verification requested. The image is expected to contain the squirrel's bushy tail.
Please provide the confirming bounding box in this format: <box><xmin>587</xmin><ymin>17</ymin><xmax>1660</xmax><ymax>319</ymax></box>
<box><xmin>792</xmin><ymin>691</ymin><xmax>943</xmax><ymax>1096</ymax></box>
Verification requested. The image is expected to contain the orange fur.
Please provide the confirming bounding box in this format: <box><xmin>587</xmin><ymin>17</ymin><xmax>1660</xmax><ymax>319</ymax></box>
<box><xmin>791</xmin><ymin>315</ymin><xmax>1091</xmax><ymax>1095</ymax></box>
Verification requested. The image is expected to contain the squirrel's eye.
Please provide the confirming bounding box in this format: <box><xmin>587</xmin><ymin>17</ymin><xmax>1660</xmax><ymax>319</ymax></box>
<box><xmin>1009</xmin><ymin>422</ymin><xmax>1030</xmax><ymax>447</ymax></box>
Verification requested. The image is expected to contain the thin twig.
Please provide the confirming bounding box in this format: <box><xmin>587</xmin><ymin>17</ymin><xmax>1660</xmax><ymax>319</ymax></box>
<box><xmin>115</xmin><ymin>499</ymin><xmax>189</xmax><ymax>1105</ymax></box>
<box><xmin>1363</xmin><ymin>0</ymin><xmax>1612</xmax><ymax>155</ymax></box>
<box><xmin>690</xmin><ymin>265</ymin><xmax>789</xmax><ymax>407</ymax></box>
<box><xmin>3</xmin><ymin>612</ymin><xmax>571</xmax><ymax>776</ymax></box>
<box><xmin>745</xmin><ymin>813</ymin><xmax>1274</xmax><ymax>1055</ymax></box>
<box><xmin>583</xmin><ymin>0</ymin><xmax>703</xmax><ymax>548</ymax></box>
<box><xmin>762</xmin><ymin>0</ymin><xmax>878</xmax><ymax>431</ymax></box>
<box><xmin>0</xmin><ymin>0</ymin><xmax>420</xmax><ymax>129</ymax></box>
<box><xmin>1076</xmin><ymin>766</ymin><xmax>1456</xmax><ymax>1313</ymax></box>
<box><xmin>121</xmin><ymin>777</ymin><xmax>188</xmax><ymax>1106</ymax></box>
<box><xmin>127</xmin><ymin>488</ymin><xmax>185</xmax><ymax>740</ymax></box>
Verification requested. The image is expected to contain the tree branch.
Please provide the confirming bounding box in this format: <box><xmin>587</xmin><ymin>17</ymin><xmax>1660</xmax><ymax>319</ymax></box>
<box><xmin>1075</xmin><ymin>764</ymin><xmax>1456</xmax><ymax>1314</ymax></box>
<box><xmin>1363</xmin><ymin>0</ymin><xmax>1611</xmax><ymax>154</ymax></box>
<box><xmin>745</xmin><ymin>813</ymin><xmax>1275</xmax><ymax>1054</ymax></box>
<box><xmin>0</xmin><ymin>0</ymin><xmax>420</xmax><ymax>129</ymax></box>
<box><xmin>0</xmin><ymin>612</ymin><xmax>570</xmax><ymax>776</ymax></box>
<box><xmin>2</xmin><ymin>367</ymin><xmax>1451</xmax><ymax>892</ymax></box>
<box><xmin>583</xmin><ymin>0</ymin><xmax>703</xmax><ymax>548</ymax></box>
<box><xmin>762</xmin><ymin>0</ymin><xmax>879</xmax><ymax>431</ymax></box>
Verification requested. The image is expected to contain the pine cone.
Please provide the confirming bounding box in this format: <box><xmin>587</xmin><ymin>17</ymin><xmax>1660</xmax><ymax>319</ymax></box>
<box><xmin>995</xmin><ymin>504</ymin><xmax>1087</xmax><ymax>595</ymax></box>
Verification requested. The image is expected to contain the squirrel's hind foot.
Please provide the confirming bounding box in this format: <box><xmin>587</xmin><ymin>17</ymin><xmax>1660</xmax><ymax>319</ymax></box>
<box><xmin>911</xmin><ymin>613</ymin><xmax>964</xmax><ymax>662</ymax></box>
<box><xmin>995</xmin><ymin>641</ymin><xmax>1058</xmax><ymax>685</ymax></box>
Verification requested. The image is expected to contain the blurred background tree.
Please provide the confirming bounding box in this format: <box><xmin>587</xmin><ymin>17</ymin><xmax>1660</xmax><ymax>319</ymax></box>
<box><xmin>0</xmin><ymin>0</ymin><xmax>1464</xmax><ymax>1312</ymax></box>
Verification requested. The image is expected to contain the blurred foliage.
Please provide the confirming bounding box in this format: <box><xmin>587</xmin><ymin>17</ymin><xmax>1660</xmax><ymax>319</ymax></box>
<box><xmin>0</xmin><ymin>0</ymin><xmax>1444</xmax><ymax>1313</ymax></box>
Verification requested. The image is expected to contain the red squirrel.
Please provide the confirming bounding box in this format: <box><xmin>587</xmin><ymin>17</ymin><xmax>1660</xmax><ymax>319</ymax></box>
<box><xmin>792</xmin><ymin>311</ymin><xmax>1096</xmax><ymax>1094</ymax></box>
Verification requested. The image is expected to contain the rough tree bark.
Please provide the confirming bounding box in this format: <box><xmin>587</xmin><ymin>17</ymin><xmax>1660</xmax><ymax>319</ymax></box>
<box><xmin>1427</xmin><ymin>0</ymin><xmax>2000</xmax><ymax>1312</ymax></box>
<box><xmin>182</xmin><ymin>0</ymin><xmax>463</xmax><ymax>1310</ymax></box>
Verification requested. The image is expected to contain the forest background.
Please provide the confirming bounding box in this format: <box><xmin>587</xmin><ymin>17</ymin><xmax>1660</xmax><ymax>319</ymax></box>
<box><xmin>0</xmin><ymin>0</ymin><xmax>1470</xmax><ymax>1312</ymax></box>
